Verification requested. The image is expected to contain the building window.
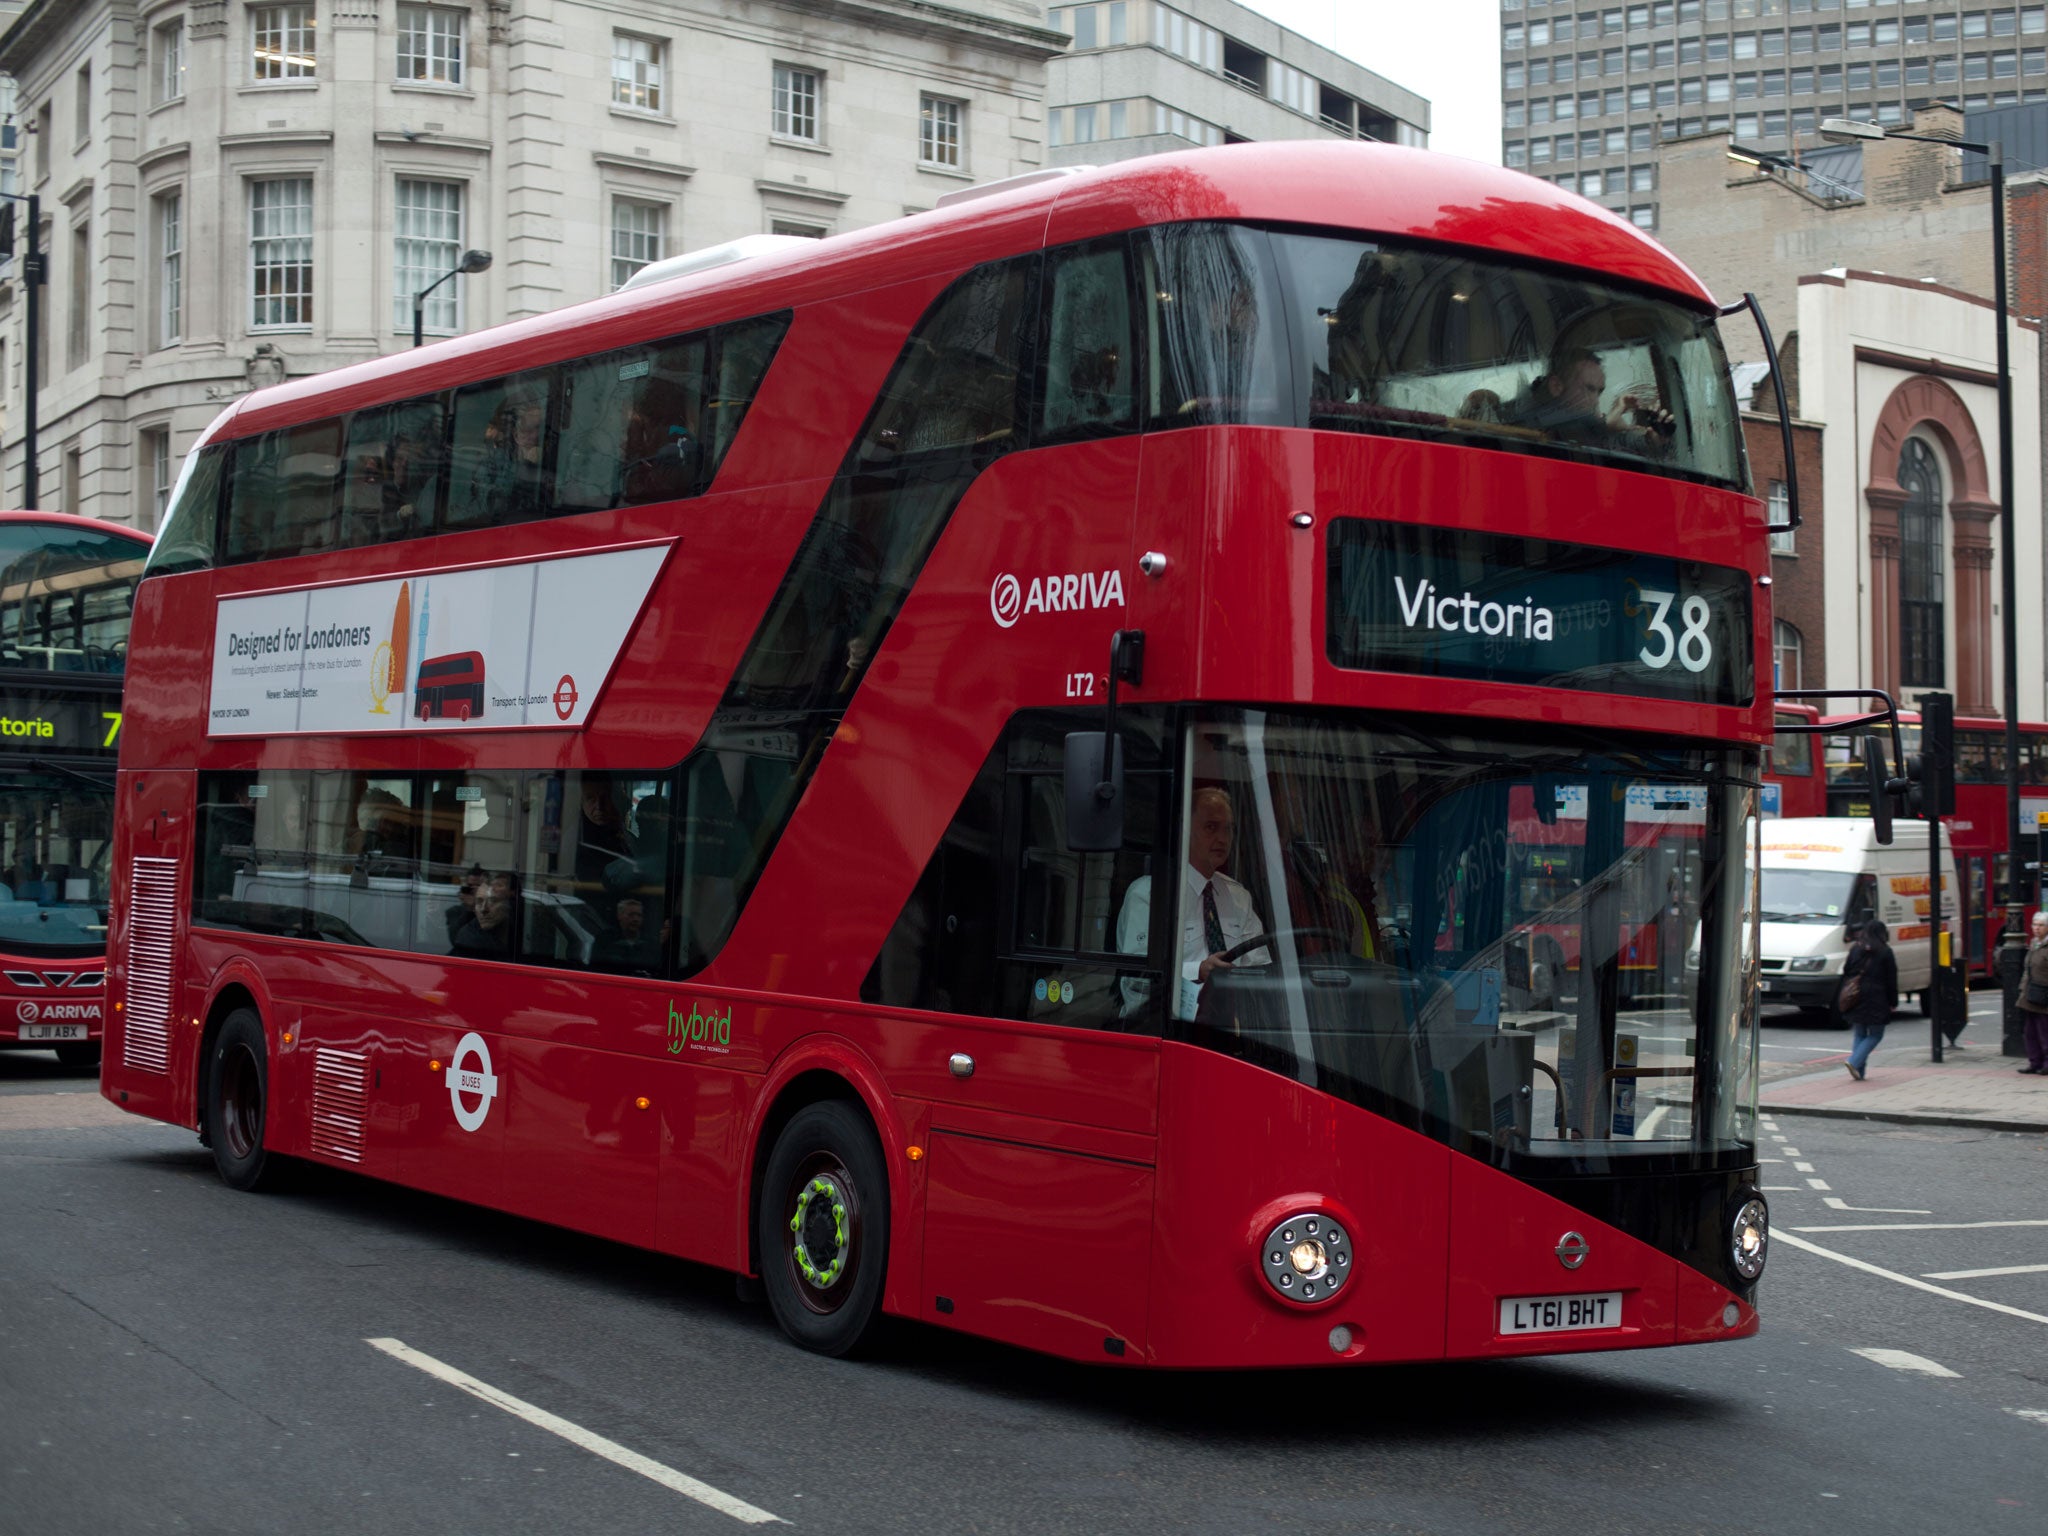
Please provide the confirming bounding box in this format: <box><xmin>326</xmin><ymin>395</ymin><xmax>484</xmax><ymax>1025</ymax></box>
<box><xmin>141</xmin><ymin>428</ymin><xmax>172</xmax><ymax>530</ymax></box>
<box><xmin>773</xmin><ymin>64</ymin><xmax>820</xmax><ymax>142</ymax></box>
<box><xmin>156</xmin><ymin>190</ymin><xmax>183</xmax><ymax>348</ymax></box>
<box><xmin>250</xmin><ymin>176</ymin><xmax>314</xmax><ymax>329</ymax></box>
<box><xmin>770</xmin><ymin>219</ymin><xmax>826</xmax><ymax>238</ymax></box>
<box><xmin>74</xmin><ymin>64</ymin><xmax>90</xmax><ymax>147</ymax></box>
<box><xmin>397</xmin><ymin>5</ymin><xmax>465</xmax><ymax>87</ymax></box>
<box><xmin>920</xmin><ymin>94</ymin><xmax>964</xmax><ymax>168</ymax></box>
<box><xmin>609</xmin><ymin>198</ymin><xmax>664</xmax><ymax>290</ymax></box>
<box><xmin>1774</xmin><ymin>619</ymin><xmax>1803</xmax><ymax>690</ymax></box>
<box><xmin>1898</xmin><ymin>437</ymin><xmax>1945</xmax><ymax>688</ymax></box>
<box><xmin>393</xmin><ymin>179</ymin><xmax>463</xmax><ymax>333</ymax></box>
<box><xmin>155</xmin><ymin>19</ymin><xmax>186</xmax><ymax>105</ymax></box>
<box><xmin>611</xmin><ymin>32</ymin><xmax>665</xmax><ymax>112</ymax></box>
<box><xmin>67</xmin><ymin>215</ymin><xmax>89</xmax><ymax>371</ymax></box>
<box><xmin>1768</xmin><ymin>480</ymin><xmax>1794</xmax><ymax>552</ymax></box>
<box><xmin>251</xmin><ymin>5</ymin><xmax>317</xmax><ymax>82</ymax></box>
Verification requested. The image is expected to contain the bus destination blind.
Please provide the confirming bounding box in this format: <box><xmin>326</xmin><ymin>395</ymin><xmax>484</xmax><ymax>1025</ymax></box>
<box><xmin>1325</xmin><ymin>519</ymin><xmax>1754</xmax><ymax>707</ymax></box>
<box><xmin>0</xmin><ymin>689</ymin><xmax>123</xmax><ymax>757</ymax></box>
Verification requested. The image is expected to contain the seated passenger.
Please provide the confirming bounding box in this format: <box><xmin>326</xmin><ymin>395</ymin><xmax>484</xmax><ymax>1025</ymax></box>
<box><xmin>593</xmin><ymin>895</ymin><xmax>661</xmax><ymax>972</ymax></box>
<box><xmin>450</xmin><ymin>871</ymin><xmax>517</xmax><ymax>958</ymax></box>
<box><xmin>1507</xmin><ymin>346</ymin><xmax>1674</xmax><ymax>454</ymax></box>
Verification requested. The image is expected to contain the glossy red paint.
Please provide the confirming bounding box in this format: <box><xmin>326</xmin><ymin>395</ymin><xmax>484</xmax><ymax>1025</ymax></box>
<box><xmin>104</xmin><ymin>141</ymin><xmax>1767</xmax><ymax>1368</ymax></box>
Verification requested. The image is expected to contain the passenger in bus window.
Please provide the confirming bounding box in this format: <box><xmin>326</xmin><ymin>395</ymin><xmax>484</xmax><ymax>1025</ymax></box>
<box><xmin>594</xmin><ymin>894</ymin><xmax>660</xmax><ymax>972</ymax></box>
<box><xmin>450</xmin><ymin>871</ymin><xmax>517</xmax><ymax>957</ymax></box>
<box><xmin>618</xmin><ymin>393</ymin><xmax>700</xmax><ymax>505</ymax></box>
<box><xmin>1507</xmin><ymin>345</ymin><xmax>1674</xmax><ymax>453</ymax></box>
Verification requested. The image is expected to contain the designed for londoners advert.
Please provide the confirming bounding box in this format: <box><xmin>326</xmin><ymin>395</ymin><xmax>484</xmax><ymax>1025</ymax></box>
<box><xmin>207</xmin><ymin>544</ymin><xmax>670</xmax><ymax>737</ymax></box>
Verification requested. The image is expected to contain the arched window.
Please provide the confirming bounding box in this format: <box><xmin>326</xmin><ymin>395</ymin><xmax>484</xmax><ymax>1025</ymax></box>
<box><xmin>1897</xmin><ymin>437</ymin><xmax>1944</xmax><ymax>687</ymax></box>
<box><xmin>1773</xmin><ymin>618</ymin><xmax>1803</xmax><ymax>691</ymax></box>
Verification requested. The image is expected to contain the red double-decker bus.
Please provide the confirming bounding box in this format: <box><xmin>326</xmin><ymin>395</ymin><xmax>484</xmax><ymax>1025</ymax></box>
<box><xmin>1823</xmin><ymin>709</ymin><xmax>2048</xmax><ymax>974</ymax></box>
<box><xmin>104</xmin><ymin>142</ymin><xmax>1773</xmax><ymax>1366</ymax></box>
<box><xmin>1765</xmin><ymin>702</ymin><xmax>1825</xmax><ymax>820</ymax></box>
<box><xmin>0</xmin><ymin>512</ymin><xmax>150</xmax><ymax>1070</ymax></box>
<box><xmin>415</xmin><ymin>652</ymin><xmax>486</xmax><ymax>722</ymax></box>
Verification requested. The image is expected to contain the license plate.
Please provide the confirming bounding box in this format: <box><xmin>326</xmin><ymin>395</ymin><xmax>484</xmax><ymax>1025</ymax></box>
<box><xmin>1498</xmin><ymin>1291</ymin><xmax>1623</xmax><ymax>1335</ymax></box>
<box><xmin>18</xmin><ymin>1024</ymin><xmax>87</xmax><ymax>1041</ymax></box>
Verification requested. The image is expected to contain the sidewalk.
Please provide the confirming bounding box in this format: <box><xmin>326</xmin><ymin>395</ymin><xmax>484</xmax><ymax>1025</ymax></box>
<box><xmin>1760</xmin><ymin>1039</ymin><xmax>2048</xmax><ymax>1132</ymax></box>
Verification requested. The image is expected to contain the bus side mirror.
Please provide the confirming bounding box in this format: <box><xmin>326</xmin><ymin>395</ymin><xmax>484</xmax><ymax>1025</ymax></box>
<box><xmin>1064</xmin><ymin>732</ymin><xmax>1125</xmax><ymax>852</ymax></box>
<box><xmin>1861</xmin><ymin>731</ymin><xmax>1893</xmax><ymax>846</ymax></box>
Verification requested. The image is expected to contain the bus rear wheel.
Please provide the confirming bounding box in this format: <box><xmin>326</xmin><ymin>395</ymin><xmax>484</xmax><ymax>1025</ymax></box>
<box><xmin>204</xmin><ymin>1008</ymin><xmax>284</xmax><ymax>1192</ymax></box>
<box><xmin>758</xmin><ymin>1100</ymin><xmax>889</xmax><ymax>1357</ymax></box>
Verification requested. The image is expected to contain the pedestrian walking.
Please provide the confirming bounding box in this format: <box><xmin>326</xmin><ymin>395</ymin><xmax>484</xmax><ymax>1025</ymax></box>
<box><xmin>2018</xmin><ymin>911</ymin><xmax>2048</xmax><ymax>1075</ymax></box>
<box><xmin>1840</xmin><ymin>918</ymin><xmax>1899</xmax><ymax>1081</ymax></box>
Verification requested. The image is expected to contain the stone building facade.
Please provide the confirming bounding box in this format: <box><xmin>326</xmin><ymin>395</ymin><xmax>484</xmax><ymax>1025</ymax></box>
<box><xmin>1043</xmin><ymin>0</ymin><xmax>1427</xmax><ymax>166</ymax></box>
<box><xmin>0</xmin><ymin>0</ymin><xmax>1063</xmax><ymax>526</ymax></box>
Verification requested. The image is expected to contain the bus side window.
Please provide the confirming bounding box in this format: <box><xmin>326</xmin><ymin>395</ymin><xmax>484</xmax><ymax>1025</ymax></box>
<box><xmin>145</xmin><ymin>443</ymin><xmax>228</xmax><ymax>577</ymax></box>
<box><xmin>447</xmin><ymin>371</ymin><xmax>556</xmax><ymax>531</ymax></box>
<box><xmin>1140</xmin><ymin>223</ymin><xmax>1286</xmax><ymax>430</ymax></box>
<box><xmin>224</xmin><ymin>419</ymin><xmax>345</xmax><ymax>562</ymax></box>
<box><xmin>699</xmin><ymin>312</ymin><xmax>793</xmax><ymax>479</ymax></box>
<box><xmin>556</xmin><ymin>335</ymin><xmax>709</xmax><ymax>515</ymax></box>
<box><xmin>1038</xmin><ymin>237</ymin><xmax>1138</xmax><ymax>441</ymax></box>
<box><xmin>857</xmin><ymin>256</ymin><xmax>1039</xmax><ymax>464</ymax></box>
<box><xmin>341</xmin><ymin>396</ymin><xmax>448</xmax><ymax>544</ymax></box>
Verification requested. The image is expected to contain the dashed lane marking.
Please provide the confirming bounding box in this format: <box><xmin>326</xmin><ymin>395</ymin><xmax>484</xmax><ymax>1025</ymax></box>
<box><xmin>365</xmin><ymin>1338</ymin><xmax>785</xmax><ymax>1525</ymax></box>
<box><xmin>1807</xmin><ymin>1178</ymin><xmax>1832</xmax><ymax>1190</ymax></box>
<box><xmin>1793</xmin><ymin>1161</ymin><xmax>1816</xmax><ymax>1172</ymax></box>
<box><xmin>2011</xmin><ymin>1409</ymin><xmax>2048</xmax><ymax>1427</ymax></box>
<box><xmin>1851</xmin><ymin>1348</ymin><xmax>1962</xmax><ymax>1378</ymax></box>
<box><xmin>1924</xmin><ymin>1264</ymin><xmax>2048</xmax><ymax>1281</ymax></box>
<box><xmin>1773</xmin><ymin>1232</ymin><xmax>2048</xmax><ymax>1328</ymax></box>
<box><xmin>1821</xmin><ymin>1198</ymin><xmax>1933</xmax><ymax>1214</ymax></box>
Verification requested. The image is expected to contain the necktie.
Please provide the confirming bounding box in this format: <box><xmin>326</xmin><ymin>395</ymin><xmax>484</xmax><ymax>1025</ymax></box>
<box><xmin>1203</xmin><ymin>880</ymin><xmax>1226</xmax><ymax>957</ymax></box>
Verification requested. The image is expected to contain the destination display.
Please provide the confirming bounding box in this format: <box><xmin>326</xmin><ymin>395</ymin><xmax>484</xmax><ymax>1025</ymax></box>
<box><xmin>0</xmin><ymin>689</ymin><xmax>124</xmax><ymax>757</ymax></box>
<box><xmin>207</xmin><ymin>544</ymin><xmax>671</xmax><ymax>738</ymax></box>
<box><xmin>1325</xmin><ymin>520</ymin><xmax>1754</xmax><ymax>706</ymax></box>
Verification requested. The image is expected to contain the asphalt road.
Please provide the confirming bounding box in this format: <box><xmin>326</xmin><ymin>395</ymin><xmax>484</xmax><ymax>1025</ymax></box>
<box><xmin>3</xmin><ymin>1048</ymin><xmax>2044</xmax><ymax>1536</ymax></box>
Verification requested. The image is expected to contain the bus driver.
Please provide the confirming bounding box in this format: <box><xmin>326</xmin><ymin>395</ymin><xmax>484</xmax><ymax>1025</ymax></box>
<box><xmin>1117</xmin><ymin>786</ymin><xmax>1268</xmax><ymax>1020</ymax></box>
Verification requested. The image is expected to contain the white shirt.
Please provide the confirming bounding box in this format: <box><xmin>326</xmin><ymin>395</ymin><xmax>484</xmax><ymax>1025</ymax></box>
<box><xmin>1115</xmin><ymin>862</ymin><xmax>1267</xmax><ymax>1020</ymax></box>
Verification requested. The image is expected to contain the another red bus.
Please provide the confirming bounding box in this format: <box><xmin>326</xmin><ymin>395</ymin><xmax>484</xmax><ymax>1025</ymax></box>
<box><xmin>1765</xmin><ymin>703</ymin><xmax>1824</xmax><ymax>820</ymax></box>
<box><xmin>415</xmin><ymin>651</ymin><xmax>486</xmax><ymax>722</ymax></box>
<box><xmin>1824</xmin><ymin>710</ymin><xmax>2048</xmax><ymax>975</ymax></box>
<box><xmin>104</xmin><ymin>142</ymin><xmax>1774</xmax><ymax>1365</ymax></box>
<box><xmin>0</xmin><ymin>511</ymin><xmax>150</xmax><ymax>1070</ymax></box>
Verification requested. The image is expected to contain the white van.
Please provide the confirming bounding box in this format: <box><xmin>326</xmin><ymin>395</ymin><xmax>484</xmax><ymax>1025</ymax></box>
<box><xmin>1757</xmin><ymin>818</ymin><xmax>1959</xmax><ymax>1017</ymax></box>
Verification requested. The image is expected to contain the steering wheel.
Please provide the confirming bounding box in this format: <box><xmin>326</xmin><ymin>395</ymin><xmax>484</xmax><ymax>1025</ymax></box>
<box><xmin>1216</xmin><ymin>928</ymin><xmax>1352</xmax><ymax>965</ymax></box>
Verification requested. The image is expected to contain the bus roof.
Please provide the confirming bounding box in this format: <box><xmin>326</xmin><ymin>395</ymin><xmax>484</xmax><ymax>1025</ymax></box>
<box><xmin>214</xmin><ymin>141</ymin><xmax>1715</xmax><ymax>445</ymax></box>
<box><xmin>0</xmin><ymin>510</ymin><xmax>152</xmax><ymax>547</ymax></box>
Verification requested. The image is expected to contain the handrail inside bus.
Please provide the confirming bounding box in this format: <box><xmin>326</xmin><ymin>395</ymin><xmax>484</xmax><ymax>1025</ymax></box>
<box><xmin>1719</xmin><ymin>291</ymin><xmax>1799</xmax><ymax>534</ymax></box>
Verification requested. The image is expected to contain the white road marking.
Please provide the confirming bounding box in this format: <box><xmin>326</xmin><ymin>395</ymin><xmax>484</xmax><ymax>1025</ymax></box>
<box><xmin>1850</xmin><ymin>1348</ymin><xmax>1962</xmax><ymax>1379</ymax></box>
<box><xmin>1761</xmin><ymin>1185</ymin><xmax>1801</xmax><ymax>1191</ymax></box>
<box><xmin>1638</xmin><ymin>1104</ymin><xmax>1670</xmax><ymax>1139</ymax></box>
<box><xmin>1758</xmin><ymin>1157</ymin><xmax>1785</xmax><ymax>1164</ymax></box>
<box><xmin>1791</xmin><ymin>1219</ymin><xmax>2048</xmax><ymax>1232</ymax></box>
<box><xmin>1793</xmin><ymin>1161</ymin><xmax>1816</xmax><ymax>1172</ymax></box>
<box><xmin>1821</xmin><ymin>1198</ymin><xmax>1933</xmax><ymax>1214</ymax></box>
<box><xmin>1807</xmin><ymin>1178</ymin><xmax>1832</xmax><ymax>1190</ymax></box>
<box><xmin>1924</xmin><ymin>1264</ymin><xmax>2048</xmax><ymax>1281</ymax></box>
<box><xmin>2010</xmin><ymin>1409</ymin><xmax>2048</xmax><ymax>1427</ymax></box>
<box><xmin>1781</xmin><ymin>1148</ymin><xmax>1800</xmax><ymax>1157</ymax></box>
<box><xmin>365</xmin><ymin>1338</ymin><xmax>785</xmax><ymax>1525</ymax></box>
<box><xmin>1772</xmin><ymin>1232</ymin><xmax>2048</xmax><ymax>1327</ymax></box>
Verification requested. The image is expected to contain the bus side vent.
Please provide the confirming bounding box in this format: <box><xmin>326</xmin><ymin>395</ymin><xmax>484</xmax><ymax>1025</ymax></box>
<box><xmin>311</xmin><ymin>1049</ymin><xmax>369</xmax><ymax>1164</ymax></box>
<box><xmin>119</xmin><ymin>857</ymin><xmax>179</xmax><ymax>1076</ymax></box>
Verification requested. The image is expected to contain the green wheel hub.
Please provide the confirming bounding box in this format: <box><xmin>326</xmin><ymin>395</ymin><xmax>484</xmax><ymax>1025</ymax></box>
<box><xmin>790</xmin><ymin>1173</ymin><xmax>851</xmax><ymax>1289</ymax></box>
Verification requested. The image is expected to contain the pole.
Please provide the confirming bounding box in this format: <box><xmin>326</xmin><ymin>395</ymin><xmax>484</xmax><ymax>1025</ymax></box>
<box><xmin>1990</xmin><ymin>145</ymin><xmax>2028</xmax><ymax>1057</ymax></box>
<box><xmin>22</xmin><ymin>192</ymin><xmax>40</xmax><ymax>509</ymax></box>
<box><xmin>1931</xmin><ymin>804</ymin><xmax>1945</xmax><ymax>1062</ymax></box>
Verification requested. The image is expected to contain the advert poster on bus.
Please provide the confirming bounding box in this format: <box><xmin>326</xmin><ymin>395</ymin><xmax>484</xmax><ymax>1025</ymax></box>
<box><xmin>205</xmin><ymin>544</ymin><xmax>669</xmax><ymax>737</ymax></box>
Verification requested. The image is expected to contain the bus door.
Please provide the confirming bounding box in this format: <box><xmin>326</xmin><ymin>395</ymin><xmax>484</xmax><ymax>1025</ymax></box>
<box><xmin>903</xmin><ymin>710</ymin><xmax>1170</xmax><ymax>1361</ymax></box>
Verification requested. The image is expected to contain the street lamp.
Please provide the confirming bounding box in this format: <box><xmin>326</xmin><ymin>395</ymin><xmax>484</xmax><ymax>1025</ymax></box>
<box><xmin>411</xmin><ymin>247</ymin><xmax>492</xmax><ymax>349</ymax></box>
<box><xmin>1820</xmin><ymin>116</ymin><xmax>2026</xmax><ymax>1054</ymax></box>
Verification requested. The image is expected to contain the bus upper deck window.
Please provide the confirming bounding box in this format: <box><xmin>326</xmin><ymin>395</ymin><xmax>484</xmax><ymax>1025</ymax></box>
<box><xmin>1139</xmin><ymin>223</ymin><xmax>1287</xmax><ymax>430</ymax></box>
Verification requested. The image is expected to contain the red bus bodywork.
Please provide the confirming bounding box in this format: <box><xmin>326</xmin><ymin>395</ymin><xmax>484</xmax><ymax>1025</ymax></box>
<box><xmin>415</xmin><ymin>652</ymin><xmax>486</xmax><ymax>722</ymax></box>
<box><xmin>0</xmin><ymin>511</ymin><xmax>150</xmax><ymax>1069</ymax></box>
<box><xmin>103</xmin><ymin>144</ymin><xmax>1769</xmax><ymax>1366</ymax></box>
<box><xmin>1766</xmin><ymin>703</ymin><xmax>1825</xmax><ymax>820</ymax></box>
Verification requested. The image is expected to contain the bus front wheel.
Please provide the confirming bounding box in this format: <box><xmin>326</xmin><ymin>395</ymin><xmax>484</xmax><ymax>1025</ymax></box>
<box><xmin>204</xmin><ymin>1008</ymin><xmax>285</xmax><ymax>1192</ymax></box>
<box><xmin>758</xmin><ymin>1100</ymin><xmax>889</xmax><ymax>1357</ymax></box>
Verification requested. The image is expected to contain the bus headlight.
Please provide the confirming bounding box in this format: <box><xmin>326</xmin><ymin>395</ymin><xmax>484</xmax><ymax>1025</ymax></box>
<box><xmin>1730</xmin><ymin>1196</ymin><xmax>1769</xmax><ymax>1281</ymax></box>
<box><xmin>1261</xmin><ymin>1213</ymin><xmax>1353</xmax><ymax>1303</ymax></box>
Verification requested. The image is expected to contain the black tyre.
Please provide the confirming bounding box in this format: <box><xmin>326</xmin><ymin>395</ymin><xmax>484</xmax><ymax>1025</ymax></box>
<box><xmin>204</xmin><ymin>1008</ymin><xmax>285</xmax><ymax>1192</ymax></box>
<box><xmin>54</xmin><ymin>1041</ymin><xmax>101</xmax><ymax>1070</ymax></box>
<box><xmin>757</xmin><ymin>1100</ymin><xmax>890</xmax><ymax>1357</ymax></box>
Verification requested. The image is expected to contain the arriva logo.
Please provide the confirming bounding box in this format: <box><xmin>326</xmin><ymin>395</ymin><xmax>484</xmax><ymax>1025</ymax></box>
<box><xmin>668</xmin><ymin>1000</ymin><xmax>733</xmax><ymax>1054</ymax></box>
<box><xmin>990</xmin><ymin>570</ymin><xmax>1125</xmax><ymax>629</ymax></box>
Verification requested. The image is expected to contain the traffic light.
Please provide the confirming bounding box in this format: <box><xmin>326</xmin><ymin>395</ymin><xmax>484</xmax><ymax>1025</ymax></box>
<box><xmin>1908</xmin><ymin>693</ymin><xmax>1957</xmax><ymax>820</ymax></box>
<box><xmin>0</xmin><ymin>203</ymin><xmax>13</xmax><ymax>261</ymax></box>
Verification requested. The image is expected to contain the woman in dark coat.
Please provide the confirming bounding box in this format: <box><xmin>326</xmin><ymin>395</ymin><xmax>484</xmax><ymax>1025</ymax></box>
<box><xmin>1841</xmin><ymin>918</ymin><xmax>1899</xmax><ymax>1081</ymax></box>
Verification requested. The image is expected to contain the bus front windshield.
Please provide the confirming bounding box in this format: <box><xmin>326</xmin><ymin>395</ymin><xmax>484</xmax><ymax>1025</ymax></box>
<box><xmin>0</xmin><ymin>772</ymin><xmax>112</xmax><ymax>956</ymax></box>
<box><xmin>1179</xmin><ymin>711</ymin><xmax>1758</xmax><ymax>1169</ymax></box>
